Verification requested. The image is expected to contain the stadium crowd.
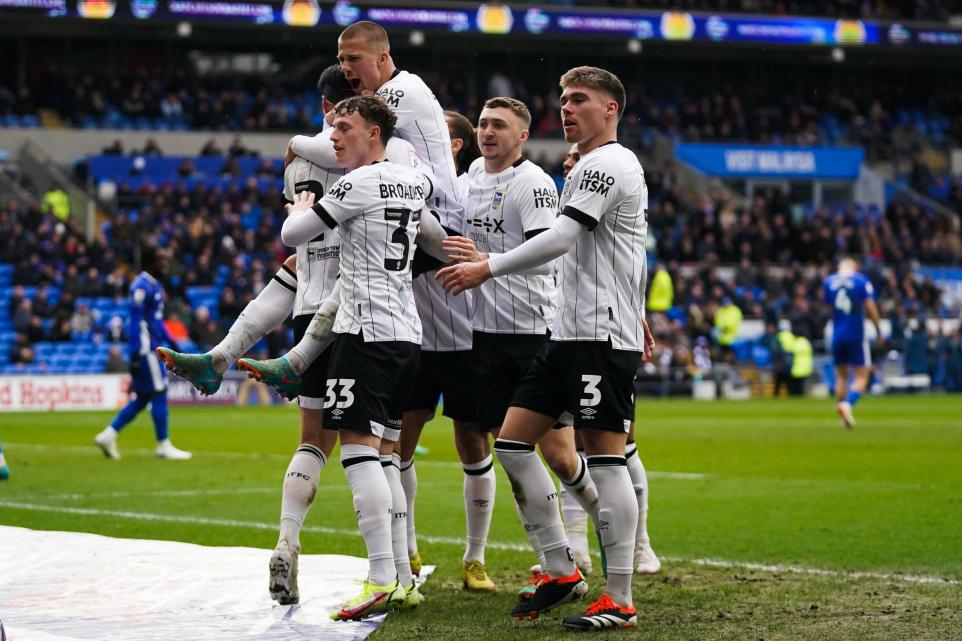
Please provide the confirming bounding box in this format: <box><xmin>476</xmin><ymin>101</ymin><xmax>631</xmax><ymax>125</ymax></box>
<box><xmin>4</xmin><ymin>60</ymin><xmax>962</xmax><ymax>163</ymax></box>
<box><xmin>2</xmin><ymin>151</ymin><xmax>959</xmax><ymax>388</ymax></box>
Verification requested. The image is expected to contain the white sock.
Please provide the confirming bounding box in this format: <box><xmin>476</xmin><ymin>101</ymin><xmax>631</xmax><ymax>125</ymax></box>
<box><xmin>589</xmin><ymin>455</ymin><xmax>637</xmax><ymax>608</ymax></box>
<box><xmin>494</xmin><ymin>439</ymin><xmax>573</xmax><ymax>578</ymax></box>
<box><xmin>286</xmin><ymin>290</ymin><xmax>339</xmax><ymax>375</ymax></box>
<box><xmin>278</xmin><ymin>444</ymin><xmax>325</xmax><ymax>551</ymax></box>
<box><xmin>462</xmin><ymin>454</ymin><xmax>495</xmax><ymax>564</ymax></box>
<box><xmin>100</xmin><ymin>425</ymin><xmax>118</xmax><ymax>439</ymax></box>
<box><xmin>561</xmin><ymin>486</ymin><xmax>589</xmax><ymax>559</ymax></box>
<box><xmin>382</xmin><ymin>453</ymin><xmax>414</xmax><ymax>587</ymax></box>
<box><xmin>209</xmin><ymin>267</ymin><xmax>295</xmax><ymax>372</ymax></box>
<box><xmin>515</xmin><ymin>498</ymin><xmax>546</xmax><ymax>568</ymax></box>
<box><xmin>560</xmin><ymin>453</ymin><xmax>600</xmax><ymax>529</ymax></box>
<box><xmin>341</xmin><ymin>444</ymin><xmax>395</xmax><ymax>586</ymax></box>
<box><xmin>400</xmin><ymin>457</ymin><xmax>418</xmax><ymax>557</ymax></box>
<box><xmin>625</xmin><ymin>442</ymin><xmax>650</xmax><ymax>545</ymax></box>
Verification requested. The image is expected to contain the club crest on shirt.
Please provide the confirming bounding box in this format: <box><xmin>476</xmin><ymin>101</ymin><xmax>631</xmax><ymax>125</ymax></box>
<box><xmin>491</xmin><ymin>187</ymin><xmax>506</xmax><ymax>210</ymax></box>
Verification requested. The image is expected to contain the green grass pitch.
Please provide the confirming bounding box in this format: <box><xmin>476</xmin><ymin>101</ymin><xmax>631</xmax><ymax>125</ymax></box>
<box><xmin>2</xmin><ymin>396</ymin><xmax>961</xmax><ymax>640</ymax></box>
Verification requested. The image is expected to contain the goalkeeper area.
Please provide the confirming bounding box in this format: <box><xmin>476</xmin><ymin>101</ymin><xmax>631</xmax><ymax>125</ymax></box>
<box><xmin>1</xmin><ymin>396</ymin><xmax>961</xmax><ymax>640</ymax></box>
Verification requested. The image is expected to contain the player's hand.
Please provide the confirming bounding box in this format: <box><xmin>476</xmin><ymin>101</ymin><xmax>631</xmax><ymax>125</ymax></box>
<box><xmin>642</xmin><ymin>317</ymin><xmax>655</xmax><ymax>362</ymax></box>
<box><xmin>284</xmin><ymin>139</ymin><xmax>296</xmax><ymax>167</ymax></box>
<box><xmin>285</xmin><ymin>190</ymin><xmax>315</xmax><ymax>216</ymax></box>
<box><xmin>435</xmin><ymin>261</ymin><xmax>492</xmax><ymax>296</ymax></box>
<box><xmin>443</xmin><ymin>236</ymin><xmax>486</xmax><ymax>263</ymax></box>
<box><xmin>129</xmin><ymin>357</ymin><xmax>143</xmax><ymax>378</ymax></box>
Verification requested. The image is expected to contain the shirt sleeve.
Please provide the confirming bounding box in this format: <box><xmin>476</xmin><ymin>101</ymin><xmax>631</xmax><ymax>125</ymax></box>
<box><xmin>488</xmin><ymin>215</ymin><xmax>585</xmax><ymax>278</ymax></box>
<box><xmin>316</xmin><ymin>168</ymin><xmax>376</xmax><ymax>226</ymax></box>
<box><xmin>290</xmin><ymin>130</ymin><xmax>343</xmax><ymax>169</ymax></box>
<box><xmin>561</xmin><ymin>153</ymin><xmax>623</xmax><ymax>230</ymax></box>
<box><xmin>512</xmin><ymin>172</ymin><xmax>558</xmax><ymax>239</ymax></box>
<box><xmin>281</xmin><ymin>169</ymin><xmax>373</xmax><ymax>246</ymax></box>
<box><xmin>863</xmin><ymin>278</ymin><xmax>875</xmax><ymax>300</ymax></box>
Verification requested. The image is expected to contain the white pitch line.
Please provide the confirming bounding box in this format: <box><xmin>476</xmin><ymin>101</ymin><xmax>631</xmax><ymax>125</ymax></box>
<box><xmin>664</xmin><ymin>556</ymin><xmax>962</xmax><ymax>587</ymax></box>
<box><xmin>5</xmin><ymin>442</ymin><xmax>708</xmax><ymax>479</ymax></box>
<box><xmin>0</xmin><ymin>500</ymin><xmax>531</xmax><ymax>552</ymax></box>
<box><xmin>1</xmin><ymin>499</ymin><xmax>958</xmax><ymax>587</ymax></box>
<box><xmin>36</xmin><ymin>481</ymin><xmax>456</xmax><ymax>501</ymax></box>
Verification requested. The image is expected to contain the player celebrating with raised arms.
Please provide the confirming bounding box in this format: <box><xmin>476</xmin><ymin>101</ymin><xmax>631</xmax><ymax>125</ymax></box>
<box><xmin>824</xmin><ymin>257</ymin><xmax>882</xmax><ymax>428</ymax></box>
<box><xmin>437</xmin><ymin>66</ymin><xmax>648</xmax><ymax>630</ymax></box>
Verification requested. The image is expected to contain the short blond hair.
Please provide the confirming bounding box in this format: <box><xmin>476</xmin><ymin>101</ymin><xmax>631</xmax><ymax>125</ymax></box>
<box><xmin>482</xmin><ymin>96</ymin><xmax>532</xmax><ymax>129</ymax></box>
<box><xmin>339</xmin><ymin>21</ymin><xmax>390</xmax><ymax>53</ymax></box>
<box><xmin>559</xmin><ymin>66</ymin><xmax>626</xmax><ymax>117</ymax></box>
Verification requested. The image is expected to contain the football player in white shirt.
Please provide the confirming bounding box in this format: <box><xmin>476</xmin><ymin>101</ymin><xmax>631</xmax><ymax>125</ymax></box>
<box><xmin>554</xmin><ymin>142</ymin><xmax>661</xmax><ymax>577</ymax></box>
<box><xmin>337</xmin><ymin>27</ymin><xmax>482</xmax><ymax>582</ymax></box>
<box><xmin>437</xmin><ymin>67</ymin><xmax>647</xmax><ymax>630</ymax></box>
<box><xmin>159</xmin><ymin>67</ymin><xmax>427</xmax><ymax>609</ymax></box>
<box><xmin>278</xmin><ymin>95</ymin><xmax>449</xmax><ymax>621</ymax></box>
<box><xmin>442</xmin><ymin>98</ymin><xmax>607</xmax><ymax>594</ymax></box>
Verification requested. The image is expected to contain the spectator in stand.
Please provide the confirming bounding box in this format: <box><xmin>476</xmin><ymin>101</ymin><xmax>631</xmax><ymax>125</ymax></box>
<box><xmin>189</xmin><ymin>307</ymin><xmax>221</xmax><ymax>352</ymax></box>
<box><xmin>69</xmin><ymin>303</ymin><xmax>95</xmax><ymax>336</ymax></box>
<box><xmin>714</xmin><ymin>296</ymin><xmax>743</xmax><ymax>362</ymax></box>
<box><xmin>140</xmin><ymin>138</ymin><xmax>164</xmax><ymax>157</ymax></box>
<box><xmin>105</xmin><ymin>344</ymin><xmax>128</xmax><ymax>373</ymax></box>
<box><xmin>199</xmin><ymin>138</ymin><xmax>223</xmax><ymax>156</ymax></box>
<box><xmin>102</xmin><ymin>139</ymin><xmax>125</xmax><ymax>155</ymax></box>
<box><xmin>26</xmin><ymin>316</ymin><xmax>46</xmax><ymax>343</ymax></box>
<box><xmin>106</xmin><ymin>315</ymin><xmax>126</xmax><ymax>343</ymax></box>
<box><xmin>12</xmin><ymin>298</ymin><xmax>32</xmax><ymax>334</ymax></box>
<box><xmin>41</xmin><ymin>183</ymin><xmax>70</xmax><ymax>222</ymax></box>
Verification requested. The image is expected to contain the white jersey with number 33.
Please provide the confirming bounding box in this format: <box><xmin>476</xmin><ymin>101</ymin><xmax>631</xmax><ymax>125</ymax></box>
<box><xmin>315</xmin><ymin>161</ymin><xmax>429</xmax><ymax>343</ymax></box>
<box><xmin>556</xmin><ymin>142</ymin><xmax>648</xmax><ymax>351</ymax></box>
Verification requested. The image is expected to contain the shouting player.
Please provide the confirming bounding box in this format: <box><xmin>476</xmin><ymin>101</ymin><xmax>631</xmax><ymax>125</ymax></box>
<box><xmin>437</xmin><ymin>66</ymin><xmax>648</xmax><ymax>630</ymax></box>
<box><xmin>336</xmin><ymin>21</ymin><xmax>482</xmax><ymax>586</ymax></box>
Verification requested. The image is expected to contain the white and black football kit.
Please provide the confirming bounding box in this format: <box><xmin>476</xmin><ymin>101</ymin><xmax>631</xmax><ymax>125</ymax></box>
<box><xmin>491</xmin><ymin>142</ymin><xmax>649</xmax><ymax>432</ymax></box>
<box><xmin>299</xmin><ymin>161</ymin><xmax>430</xmax><ymax>441</ymax></box>
<box><xmin>284</xmin><ymin>155</ymin><xmax>344</xmax><ymax>408</ymax></box>
<box><xmin>284</xmin><ymin>133</ymin><xmax>422</xmax><ymax>408</ymax></box>
<box><xmin>463</xmin><ymin>157</ymin><xmax>558</xmax><ymax>431</ymax></box>
<box><xmin>375</xmin><ymin>69</ymin><xmax>477</xmax><ymax>421</ymax></box>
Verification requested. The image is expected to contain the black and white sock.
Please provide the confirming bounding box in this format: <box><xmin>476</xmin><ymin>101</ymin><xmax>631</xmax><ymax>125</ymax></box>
<box><xmin>382</xmin><ymin>453</ymin><xmax>413</xmax><ymax>587</ymax></box>
<box><xmin>399</xmin><ymin>457</ymin><xmax>418</xmax><ymax>558</ymax></box>
<box><xmin>462</xmin><ymin>454</ymin><xmax>496</xmax><ymax>564</ymax></box>
<box><xmin>588</xmin><ymin>455</ymin><xmax>637</xmax><ymax>608</ymax></box>
<box><xmin>495</xmin><ymin>439</ymin><xmax>573</xmax><ymax>578</ymax></box>
<box><xmin>625</xmin><ymin>442</ymin><xmax>650</xmax><ymax>545</ymax></box>
<box><xmin>341</xmin><ymin>444</ymin><xmax>395</xmax><ymax>586</ymax></box>
<box><xmin>278</xmin><ymin>444</ymin><xmax>326</xmax><ymax>551</ymax></box>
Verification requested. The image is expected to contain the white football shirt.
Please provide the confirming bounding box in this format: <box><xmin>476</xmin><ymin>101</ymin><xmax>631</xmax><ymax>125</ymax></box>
<box><xmin>284</xmin><ymin>132</ymin><xmax>424</xmax><ymax>317</ymax></box>
<box><xmin>315</xmin><ymin>161</ymin><xmax>429</xmax><ymax>343</ymax></box>
<box><xmin>555</xmin><ymin>142</ymin><xmax>648</xmax><ymax>351</ymax></box>
<box><xmin>376</xmin><ymin>69</ymin><xmax>473</xmax><ymax>352</ymax></box>
<box><xmin>284</xmin><ymin>156</ymin><xmax>345</xmax><ymax>317</ymax></box>
<box><xmin>464</xmin><ymin>157</ymin><xmax>558</xmax><ymax>334</ymax></box>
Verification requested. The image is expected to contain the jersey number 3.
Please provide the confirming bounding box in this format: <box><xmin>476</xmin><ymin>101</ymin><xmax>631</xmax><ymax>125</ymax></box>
<box><xmin>384</xmin><ymin>208</ymin><xmax>413</xmax><ymax>272</ymax></box>
<box><xmin>580</xmin><ymin>374</ymin><xmax>602</xmax><ymax>407</ymax></box>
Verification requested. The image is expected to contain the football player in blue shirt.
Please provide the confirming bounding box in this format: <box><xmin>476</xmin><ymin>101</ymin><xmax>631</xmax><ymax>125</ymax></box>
<box><xmin>94</xmin><ymin>246</ymin><xmax>191</xmax><ymax>459</ymax></box>
<box><xmin>823</xmin><ymin>257</ymin><xmax>882</xmax><ymax>429</ymax></box>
